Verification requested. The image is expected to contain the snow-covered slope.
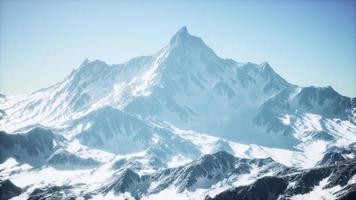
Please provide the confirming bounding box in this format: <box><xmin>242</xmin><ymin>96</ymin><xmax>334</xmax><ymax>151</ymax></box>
<box><xmin>208</xmin><ymin>151</ymin><xmax>356</xmax><ymax>200</ymax></box>
<box><xmin>0</xmin><ymin>26</ymin><xmax>355</xmax><ymax>199</ymax></box>
<box><xmin>3</xmin><ymin>151</ymin><xmax>355</xmax><ymax>200</ymax></box>
<box><xmin>123</xmin><ymin>28</ymin><xmax>298</xmax><ymax>148</ymax></box>
<box><xmin>1</xmin><ymin>27</ymin><xmax>353</xmax><ymax>149</ymax></box>
<box><xmin>255</xmin><ymin>86</ymin><xmax>356</xmax><ymax>144</ymax></box>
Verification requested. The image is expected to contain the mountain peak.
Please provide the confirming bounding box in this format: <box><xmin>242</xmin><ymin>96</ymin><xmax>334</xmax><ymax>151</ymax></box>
<box><xmin>168</xmin><ymin>26</ymin><xmax>217</xmax><ymax>60</ymax></box>
<box><xmin>75</xmin><ymin>59</ymin><xmax>109</xmax><ymax>77</ymax></box>
<box><xmin>174</xmin><ymin>26</ymin><xmax>189</xmax><ymax>36</ymax></box>
<box><xmin>170</xmin><ymin>26</ymin><xmax>193</xmax><ymax>46</ymax></box>
<box><xmin>178</xmin><ymin>26</ymin><xmax>188</xmax><ymax>34</ymax></box>
<box><xmin>80</xmin><ymin>58</ymin><xmax>90</xmax><ymax>67</ymax></box>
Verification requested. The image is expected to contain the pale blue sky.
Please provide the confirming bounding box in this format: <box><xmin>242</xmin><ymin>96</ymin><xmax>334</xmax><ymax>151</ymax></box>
<box><xmin>0</xmin><ymin>0</ymin><xmax>355</xmax><ymax>97</ymax></box>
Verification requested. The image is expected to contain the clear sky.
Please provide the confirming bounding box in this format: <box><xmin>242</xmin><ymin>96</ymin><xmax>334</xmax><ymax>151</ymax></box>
<box><xmin>0</xmin><ymin>0</ymin><xmax>355</xmax><ymax>97</ymax></box>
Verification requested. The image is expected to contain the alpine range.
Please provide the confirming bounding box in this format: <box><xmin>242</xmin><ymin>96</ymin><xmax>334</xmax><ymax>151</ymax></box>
<box><xmin>0</xmin><ymin>27</ymin><xmax>355</xmax><ymax>200</ymax></box>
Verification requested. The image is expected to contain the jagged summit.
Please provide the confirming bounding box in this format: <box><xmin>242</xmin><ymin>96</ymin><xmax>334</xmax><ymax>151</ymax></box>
<box><xmin>176</xmin><ymin>26</ymin><xmax>189</xmax><ymax>35</ymax></box>
<box><xmin>0</xmin><ymin>27</ymin><xmax>356</xmax><ymax>200</ymax></box>
<box><xmin>80</xmin><ymin>58</ymin><xmax>91</xmax><ymax>67</ymax></box>
<box><xmin>170</xmin><ymin>26</ymin><xmax>189</xmax><ymax>44</ymax></box>
<box><xmin>1</xmin><ymin>26</ymin><xmax>354</xmax><ymax>150</ymax></box>
<box><xmin>76</xmin><ymin>59</ymin><xmax>109</xmax><ymax>74</ymax></box>
<box><xmin>169</xmin><ymin>26</ymin><xmax>208</xmax><ymax>51</ymax></box>
<box><xmin>260</xmin><ymin>62</ymin><xmax>272</xmax><ymax>70</ymax></box>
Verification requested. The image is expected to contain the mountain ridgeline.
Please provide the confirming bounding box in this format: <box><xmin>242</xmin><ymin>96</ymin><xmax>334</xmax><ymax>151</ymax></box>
<box><xmin>0</xmin><ymin>27</ymin><xmax>355</xmax><ymax>200</ymax></box>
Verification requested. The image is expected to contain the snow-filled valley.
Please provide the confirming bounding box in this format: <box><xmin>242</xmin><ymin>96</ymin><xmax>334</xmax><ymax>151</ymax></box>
<box><xmin>0</xmin><ymin>27</ymin><xmax>355</xmax><ymax>200</ymax></box>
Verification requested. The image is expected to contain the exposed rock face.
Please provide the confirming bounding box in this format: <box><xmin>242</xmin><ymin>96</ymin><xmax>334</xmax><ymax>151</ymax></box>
<box><xmin>17</xmin><ymin>151</ymin><xmax>356</xmax><ymax>199</ymax></box>
<box><xmin>0</xmin><ymin>179</ymin><xmax>22</xmax><ymax>200</ymax></box>
<box><xmin>207</xmin><ymin>176</ymin><xmax>288</xmax><ymax>200</ymax></box>
<box><xmin>208</xmin><ymin>153</ymin><xmax>356</xmax><ymax>200</ymax></box>
<box><xmin>100</xmin><ymin>169</ymin><xmax>145</xmax><ymax>199</ymax></box>
<box><xmin>336</xmin><ymin>183</ymin><xmax>356</xmax><ymax>200</ymax></box>
<box><xmin>100</xmin><ymin>151</ymin><xmax>289</xmax><ymax>198</ymax></box>
<box><xmin>316</xmin><ymin>152</ymin><xmax>346</xmax><ymax>166</ymax></box>
<box><xmin>149</xmin><ymin>151</ymin><xmax>238</xmax><ymax>193</ymax></box>
<box><xmin>46</xmin><ymin>150</ymin><xmax>100</xmax><ymax>169</ymax></box>
<box><xmin>27</xmin><ymin>185</ymin><xmax>75</xmax><ymax>200</ymax></box>
<box><xmin>0</xmin><ymin>127</ymin><xmax>64</xmax><ymax>167</ymax></box>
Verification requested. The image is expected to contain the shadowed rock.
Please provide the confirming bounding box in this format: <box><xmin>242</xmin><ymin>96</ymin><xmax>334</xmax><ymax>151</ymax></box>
<box><xmin>0</xmin><ymin>179</ymin><xmax>22</xmax><ymax>200</ymax></box>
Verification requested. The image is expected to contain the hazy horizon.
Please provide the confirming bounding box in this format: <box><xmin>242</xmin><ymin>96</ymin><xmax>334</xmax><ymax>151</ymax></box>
<box><xmin>0</xmin><ymin>0</ymin><xmax>355</xmax><ymax>97</ymax></box>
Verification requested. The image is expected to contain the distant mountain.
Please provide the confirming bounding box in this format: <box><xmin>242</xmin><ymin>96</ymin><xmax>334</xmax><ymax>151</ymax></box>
<box><xmin>1</xmin><ymin>27</ymin><xmax>354</xmax><ymax>149</ymax></box>
<box><xmin>0</xmin><ymin>27</ymin><xmax>355</xmax><ymax>199</ymax></box>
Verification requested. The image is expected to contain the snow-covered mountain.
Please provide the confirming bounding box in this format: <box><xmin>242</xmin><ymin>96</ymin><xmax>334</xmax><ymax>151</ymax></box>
<box><xmin>0</xmin><ymin>26</ymin><xmax>355</xmax><ymax>199</ymax></box>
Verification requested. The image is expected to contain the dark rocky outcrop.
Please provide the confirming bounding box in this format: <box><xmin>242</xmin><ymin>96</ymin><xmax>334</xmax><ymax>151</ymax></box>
<box><xmin>206</xmin><ymin>176</ymin><xmax>288</xmax><ymax>200</ymax></box>
<box><xmin>0</xmin><ymin>179</ymin><xmax>22</xmax><ymax>200</ymax></box>
<box><xmin>101</xmin><ymin>151</ymin><xmax>288</xmax><ymax>198</ymax></box>
<box><xmin>316</xmin><ymin>152</ymin><xmax>346</xmax><ymax>166</ymax></box>
<box><xmin>27</xmin><ymin>185</ymin><xmax>75</xmax><ymax>200</ymax></box>
<box><xmin>208</xmin><ymin>154</ymin><xmax>356</xmax><ymax>200</ymax></box>
<box><xmin>0</xmin><ymin>127</ymin><xmax>64</xmax><ymax>167</ymax></box>
<box><xmin>46</xmin><ymin>150</ymin><xmax>100</xmax><ymax>170</ymax></box>
<box><xmin>100</xmin><ymin>169</ymin><xmax>146</xmax><ymax>199</ymax></box>
<box><xmin>336</xmin><ymin>183</ymin><xmax>356</xmax><ymax>200</ymax></box>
